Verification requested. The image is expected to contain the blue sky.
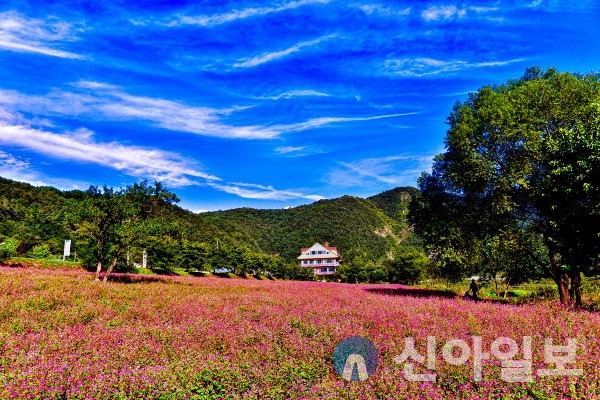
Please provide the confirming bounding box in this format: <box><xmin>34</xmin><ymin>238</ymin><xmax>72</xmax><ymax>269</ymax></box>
<box><xmin>0</xmin><ymin>1</ymin><xmax>599</xmax><ymax>212</ymax></box>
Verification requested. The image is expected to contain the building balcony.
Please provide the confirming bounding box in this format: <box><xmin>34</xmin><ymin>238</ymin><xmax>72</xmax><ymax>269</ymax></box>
<box><xmin>315</xmin><ymin>268</ymin><xmax>336</xmax><ymax>275</ymax></box>
<box><xmin>300</xmin><ymin>261</ymin><xmax>341</xmax><ymax>268</ymax></box>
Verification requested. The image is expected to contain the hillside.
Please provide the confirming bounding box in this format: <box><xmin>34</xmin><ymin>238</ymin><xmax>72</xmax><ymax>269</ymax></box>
<box><xmin>0</xmin><ymin>176</ymin><xmax>418</xmax><ymax>265</ymax></box>
<box><xmin>201</xmin><ymin>190</ymin><xmax>417</xmax><ymax>263</ymax></box>
<box><xmin>0</xmin><ymin>177</ymin><xmax>258</xmax><ymax>257</ymax></box>
<box><xmin>367</xmin><ymin>186</ymin><xmax>420</xmax><ymax>221</ymax></box>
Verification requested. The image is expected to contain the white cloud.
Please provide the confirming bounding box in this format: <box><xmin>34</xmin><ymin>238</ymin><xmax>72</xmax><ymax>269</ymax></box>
<box><xmin>0</xmin><ymin>11</ymin><xmax>85</xmax><ymax>59</ymax></box>
<box><xmin>0</xmin><ymin>83</ymin><xmax>416</xmax><ymax>139</ymax></box>
<box><xmin>0</xmin><ymin>123</ymin><xmax>219</xmax><ymax>187</ymax></box>
<box><xmin>358</xmin><ymin>4</ymin><xmax>411</xmax><ymax>16</ymax></box>
<box><xmin>0</xmin><ymin>84</ymin><xmax>282</xmax><ymax>140</ymax></box>
<box><xmin>275</xmin><ymin>146</ymin><xmax>307</xmax><ymax>154</ymax></box>
<box><xmin>170</xmin><ymin>0</ymin><xmax>330</xmax><ymax>27</ymax></box>
<box><xmin>0</xmin><ymin>150</ymin><xmax>89</xmax><ymax>189</ymax></box>
<box><xmin>421</xmin><ymin>5</ymin><xmax>467</xmax><ymax>21</ymax></box>
<box><xmin>469</xmin><ymin>6</ymin><xmax>499</xmax><ymax>13</ymax></box>
<box><xmin>208</xmin><ymin>181</ymin><xmax>324</xmax><ymax>201</ymax></box>
<box><xmin>275</xmin><ymin>112</ymin><xmax>417</xmax><ymax>131</ymax></box>
<box><xmin>234</xmin><ymin>35</ymin><xmax>336</xmax><ymax>68</ymax></box>
<box><xmin>259</xmin><ymin>90</ymin><xmax>330</xmax><ymax>100</ymax></box>
<box><xmin>383</xmin><ymin>57</ymin><xmax>523</xmax><ymax>77</ymax></box>
<box><xmin>328</xmin><ymin>153</ymin><xmax>437</xmax><ymax>188</ymax></box>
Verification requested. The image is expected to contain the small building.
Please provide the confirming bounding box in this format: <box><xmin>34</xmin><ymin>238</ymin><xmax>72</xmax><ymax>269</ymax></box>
<box><xmin>298</xmin><ymin>242</ymin><xmax>341</xmax><ymax>276</ymax></box>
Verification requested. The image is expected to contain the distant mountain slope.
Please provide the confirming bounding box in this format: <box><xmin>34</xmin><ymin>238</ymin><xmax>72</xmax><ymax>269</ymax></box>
<box><xmin>1</xmin><ymin>176</ymin><xmax>419</xmax><ymax>264</ymax></box>
<box><xmin>0</xmin><ymin>177</ymin><xmax>256</xmax><ymax>254</ymax></box>
<box><xmin>201</xmin><ymin>191</ymin><xmax>417</xmax><ymax>263</ymax></box>
<box><xmin>367</xmin><ymin>186</ymin><xmax>420</xmax><ymax>222</ymax></box>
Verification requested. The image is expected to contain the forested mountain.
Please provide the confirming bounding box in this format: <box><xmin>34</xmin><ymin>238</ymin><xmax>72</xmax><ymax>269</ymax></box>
<box><xmin>202</xmin><ymin>193</ymin><xmax>415</xmax><ymax>263</ymax></box>
<box><xmin>0</xmin><ymin>176</ymin><xmax>419</xmax><ymax>272</ymax></box>
<box><xmin>367</xmin><ymin>187</ymin><xmax>420</xmax><ymax>222</ymax></box>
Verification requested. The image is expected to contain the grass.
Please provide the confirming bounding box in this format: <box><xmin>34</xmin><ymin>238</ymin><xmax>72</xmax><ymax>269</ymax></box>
<box><xmin>2</xmin><ymin>257</ymin><xmax>86</xmax><ymax>271</ymax></box>
<box><xmin>1</xmin><ymin>265</ymin><xmax>599</xmax><ymax>399</ymax></box>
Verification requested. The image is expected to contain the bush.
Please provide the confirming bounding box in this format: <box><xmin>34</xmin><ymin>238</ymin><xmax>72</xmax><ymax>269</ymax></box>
<box><xmin>30</xmin><ymin>243</ymin><xmax>52</xmax><ymax>259</ymax></box>
<box><xmin>0</xmin><ymin>237</ymin><xmax>20</xmax><ymax>260</ymax></box>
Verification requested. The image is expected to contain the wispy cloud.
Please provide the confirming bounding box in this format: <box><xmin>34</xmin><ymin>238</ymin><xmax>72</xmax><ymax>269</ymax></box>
<box><xmin>234</xmin><ymin>35</ymin><xmax>336</xmax><ymax>68</ymax></box>
<box><xmin>0</xmin><ymin>83</ymin><xmax>415</xmax><ymax>139</ymax></box>
<box><xmin>275</xmin><ymin>146</ymin><xmax>307</xmax><ymax>154</ymax></box>
<box><xmin>208</xmin><ymin>181</ymin><xmax>324</xmax><ymax>201</ymax></box>
<box><xmin>0</xmin><ymin>11</ymin><xmax>85</xmax><ymax>59</ymax></box>
<box><xmin>168</xmin><ymin>0</ymin><xmax>330</xmax><ymax>27</ymax></box>
<box><xmin>0</xmin><ymin>150</ymin><xmax>46</xmax><ymax>187</ymax></box>
<box><xmin>383</xmin><ymin>57</ymin><xmax>524</xmax><ymax>77</ymax></box>
<box><xmin>276</xmin><ymin>112</ymin><xmax>417</xmax><ymax>131</ymax></box>
<box><xmin>0</xmin><ymin>83</ymin><xmax>281</xmax><ymax>139</ymax></box>
<box><xmin>0</xmin><ymin>150</ymin><xmax>89</xmax><ymax>189</ymax></box>
<box><xmin>468</xmin><ymin>6</ymin><xmax>500</xmax><ymax>13</ymax></box>
<box><xmin>0</xmin><ymin>123</ymin><xmax>219</xmax><ymax>187</ymax></box>
<box><xmin>328</xmin><ymin>153</ymin><xmax>437</xmax><ymax>188</ymax></box>
<box><xmin>258</xmin><ymin>90</ymin><xmax>330</xmax><ymax>100</ymax></box>
<box><xmin>421</xmin><ymin>5</ymin><xmax>466</xmax><ymax>21</ymax></box>
<box><xmin>357</xmin><ymin>4</ymin><xmax>411</xmax><ymax>16</ymax></box>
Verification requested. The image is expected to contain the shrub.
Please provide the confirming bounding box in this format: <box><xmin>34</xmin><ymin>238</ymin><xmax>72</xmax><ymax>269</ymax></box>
<box><xmin>0</xmin><ymin>237</ymin><xmax>20</xmax><ymax>260</ymax></box>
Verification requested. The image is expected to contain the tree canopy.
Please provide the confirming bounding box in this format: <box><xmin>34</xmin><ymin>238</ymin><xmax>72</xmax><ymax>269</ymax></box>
<box><xmin>411</xmin><ymin>67</ymin><xmax>600</xmax><ymax>306</ymax></box>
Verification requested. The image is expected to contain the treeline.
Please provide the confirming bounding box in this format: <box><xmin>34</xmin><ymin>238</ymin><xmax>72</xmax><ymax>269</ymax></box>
<box><xmin>0</xmin><ymin>176</ymin><xmax>429</xmax><ymax>283</ymax></box>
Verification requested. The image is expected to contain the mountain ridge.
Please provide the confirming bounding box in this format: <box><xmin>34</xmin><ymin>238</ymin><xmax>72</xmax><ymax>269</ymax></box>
<box><xmin>0</xmin><ymin>176</ymin><xmax>419</xmax><ymax>264</ymax></box>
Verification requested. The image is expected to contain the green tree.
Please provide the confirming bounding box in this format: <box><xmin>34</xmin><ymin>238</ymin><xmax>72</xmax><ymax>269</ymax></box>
<box><xmin>30</xmin><ymin>243</ymin><xmax>52</xmax><ymax>258</ymax></box>
<box><xmin>78</xmin><ymin>181</ymin><xmax>178</xmax><ymax>282</ymax></box>
<box><xmin>385</xmin><ymin>246</ymin><xmax>429</xmax><ymax>285</ymax></box>
<box><xmin>0</xmin><ymin>237</ymin><xmax>19</xmax><ymax>261</ymax></box>
<box><xmin>411</xmin><ymin>67</ymin><xmax>600</xmax><ymax>307</ymax></box>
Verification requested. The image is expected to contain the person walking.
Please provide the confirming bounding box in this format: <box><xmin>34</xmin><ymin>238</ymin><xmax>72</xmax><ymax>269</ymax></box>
<box><xmin>465</xmin><ymin>278</ymin><xmax>480</xmax><ymax>302</ymax></box>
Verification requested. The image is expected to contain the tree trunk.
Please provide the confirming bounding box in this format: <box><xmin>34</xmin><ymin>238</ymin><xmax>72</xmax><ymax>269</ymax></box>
<box><xmin>503</xmin><ymin>274</ymin><xmax>512</xmax><ymax>299</ymax></box>
<box><xmin>556</xmin><ymin>273</ymin><xmax>570</xmax><ymax>305</ymax></box>
<box><xmin>494</xmin><ymin>272</ymin><xmax>498</xmax><ymax>296</ymax></box>
<box><xmin>95</xmin><ymin>260</ymin><xmax>102</xmax><ymax>281</ymax></box>
<box><xmin>103</xmin><ymin>243</ymin><xmax>126</xmax><ymax>283</ymax></box>
<box><xmin>569</xmin><ymin>270</ymin><xmax>583</xmax><ymax>308</ymax></box>
<box><xmin>95</xmin><ymin>239</ymin><xmax>104</xmax><ymax>281</ymax></box>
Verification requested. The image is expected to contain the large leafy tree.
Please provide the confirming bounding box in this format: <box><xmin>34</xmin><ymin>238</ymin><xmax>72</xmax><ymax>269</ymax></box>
<box><xmin>78</xmin><ymin>181</ymin><xmax>178</xmax><ymax>282</ymax></box>
<box><xmin>411</xmin><ymin>67</ymin><xmax>600</xmax><ymax>306</ymax></box>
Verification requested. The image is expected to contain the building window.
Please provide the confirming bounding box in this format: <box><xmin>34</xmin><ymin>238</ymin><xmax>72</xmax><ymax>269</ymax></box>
<box><xmin>328</xmin><ymin>268</ymin><xmax>335</xmax><ymax>272</ymax></box>
<box><xmin>326</xmin><ymin>259</ymin><xmax>332</xmax><ymax>264</ymax></box>
<box><xmin>311</xmin><ymin>251</ymin><xmax>316</xmax><ymax>255</ymax></box>
<box><xmin>321</xmin><ymin>268</ymin><xmax>327</xmax><ymax>273</ymax></box>
<box><xmin>317</xmin><ymin>260</ymin><xmax>322</xmax><ymax>264</ymax></box>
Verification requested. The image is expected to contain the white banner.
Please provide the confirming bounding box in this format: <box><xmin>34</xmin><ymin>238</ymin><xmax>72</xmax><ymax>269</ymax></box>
<box><xmin>64</xmin><ymin>239</ymin><xmax>71</xmax><ymax>257</ymax></box>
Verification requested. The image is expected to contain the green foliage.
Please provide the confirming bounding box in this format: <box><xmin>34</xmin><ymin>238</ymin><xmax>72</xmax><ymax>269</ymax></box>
<box><xmin>411</xmin><ymin>67</ymin><xmax>600</xmax><ymax>306</ymax></box>
<box><xmin>385</xmin><ymin>245</ymin><xmax>430</xmax><ymax>285</ymax></box>
<box><xmin>0</xmin><ymin>237</ymin><xmax>19</xmax><ymax>260</ymax></box>
<box><xmin>0</xmin><ymin>175</ymin><xmax>423</xmax><ymax>282</ymax></box>
<box><xmin>368</xmin><ymin>186</ymin><xmax>420</xmax><ymax>221</ymax></box>
<box><xmin>29</xmin><ymin>243</ymin><xmax>52</xmax><ymax>259</ymax></box>
<box><xmin>203</xmin><ymin>192</ymin><xmax>415</xmax><ymax>265</ymax></box>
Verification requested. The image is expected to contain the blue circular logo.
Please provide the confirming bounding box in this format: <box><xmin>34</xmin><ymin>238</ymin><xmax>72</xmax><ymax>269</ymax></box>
<box><xmin>333</xmin><ymin>336</ymin><xmax>378</xmax><ymax>381</ymax></box>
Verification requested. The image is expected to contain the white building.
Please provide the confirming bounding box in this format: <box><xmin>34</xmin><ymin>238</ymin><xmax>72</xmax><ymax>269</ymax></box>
<box><xmin>298</xmin><ymin>242</ymin><xmax>342</xmax><ymax>276</ymax></box>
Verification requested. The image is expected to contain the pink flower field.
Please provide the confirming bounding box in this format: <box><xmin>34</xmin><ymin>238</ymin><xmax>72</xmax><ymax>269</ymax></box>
<box><xmin>1</xmin><ymin>266</ymin><xmax>599</xmax><ymax>399</ymax></box>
